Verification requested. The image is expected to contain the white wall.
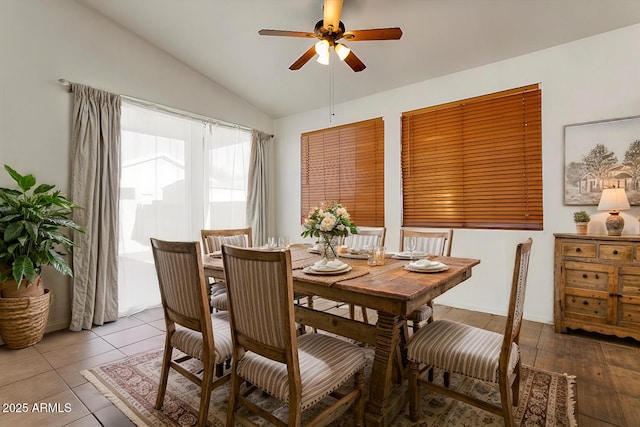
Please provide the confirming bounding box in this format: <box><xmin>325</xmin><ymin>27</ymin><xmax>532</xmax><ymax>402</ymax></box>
<box><xmin>273</xmin><ymin>23</ymin><xmax>640</xmax><ymax>324</ymax></box>
<box><xmin>0</xmin><ymin>0</ymin><xmax>273</xmax><ymax>332</ymax></box>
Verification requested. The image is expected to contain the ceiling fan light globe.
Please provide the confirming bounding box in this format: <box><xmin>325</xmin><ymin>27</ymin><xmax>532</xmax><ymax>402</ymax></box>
<box><xmin>316</xmin><ymin>53</ymin><xmax>330</xmax><ymax>65</ymax></box>
<box><xmin>334</xmin><ymin>43</ymin><xmax>350</xmax><ymax>61</ymax></box>
<box><xmin>315</xmin><ymin>39</ymin><xmax>330</xmax><ymax>55</ymax></box>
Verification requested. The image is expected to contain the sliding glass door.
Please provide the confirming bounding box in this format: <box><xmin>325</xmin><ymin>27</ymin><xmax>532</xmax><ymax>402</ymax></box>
<box><xmin>118</xmin><ymin>101</ymin><xmax>250</xmax><ymax>316</ymax></box>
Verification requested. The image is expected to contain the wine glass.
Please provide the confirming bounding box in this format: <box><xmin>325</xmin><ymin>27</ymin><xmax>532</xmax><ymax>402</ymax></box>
<box><xmin>405</xmin><ymin>236</ymin><xmax>417</xmax><ymax>260</ymax></box>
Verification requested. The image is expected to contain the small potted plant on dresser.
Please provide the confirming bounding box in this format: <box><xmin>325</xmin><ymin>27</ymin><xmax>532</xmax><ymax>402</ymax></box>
<box><xmin>0</xmin><ymin>165</ymin><xmax>85</xmax><ymax>349</ymax></box>
<box><xmin>573</xmin><ymin>210</ymin><xmax>590</xmax><ymax>235</ymax></box>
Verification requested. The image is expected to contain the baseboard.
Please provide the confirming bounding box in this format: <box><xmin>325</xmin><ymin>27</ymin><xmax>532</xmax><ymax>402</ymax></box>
<box><xmin>45</xmin><ymin>319</ymin><xmax>70</xmax><ymax>334</ymax></box>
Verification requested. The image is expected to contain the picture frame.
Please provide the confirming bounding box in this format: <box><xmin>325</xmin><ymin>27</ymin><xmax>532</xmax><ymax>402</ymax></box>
<box><xmin>564</xmin><ymin>115</ymin><xmax>640</xmax><ymax>206</ymax></box>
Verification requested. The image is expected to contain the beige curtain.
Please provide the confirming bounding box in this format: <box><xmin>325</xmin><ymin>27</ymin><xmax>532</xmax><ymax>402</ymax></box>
<box><xmin>69</xmin><ymin>84</ymin><xmax>121</xmax><ymax>331</ymax></box>
<box><xmin>247</xmin><ymin>130</ymin><xmax>271</xmax><ymax>246</ymax></box>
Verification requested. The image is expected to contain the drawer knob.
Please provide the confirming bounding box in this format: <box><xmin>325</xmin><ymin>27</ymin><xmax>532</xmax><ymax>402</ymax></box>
<box><xmin>582</xmin><ymin>273</ymin><xmax>588</xmax><ymax>279</ymax></box>
<box><xmin>613</xmin><ymin>249</ymin><xmax>619</xmax><ymax>255</ymax></box>
<box><xmin>582</xmin><ymin>300</ymin><xmax>589</xmax><ymax>305</ymax></box>
<box><xmin>595</xmin><ymin>274</ymin><xmax>599</xmax><ymax>279</ymax></box>
<box><xmin>575</xmin><ymin>248</ymin><xmax>582</xmax><ymax>253</ymax></box>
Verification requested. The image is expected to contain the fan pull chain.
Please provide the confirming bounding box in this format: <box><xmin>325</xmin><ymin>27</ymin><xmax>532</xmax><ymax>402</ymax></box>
<box><xmin>329</xmin><ymin>57</ymin><xmax>335</xmax><ymax>124</ymax></box>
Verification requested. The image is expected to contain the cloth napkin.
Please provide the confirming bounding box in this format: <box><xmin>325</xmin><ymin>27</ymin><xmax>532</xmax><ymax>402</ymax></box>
<box><xmin>409</xmin><ymin>259</ymin><xmax>444</xmax><ymax>269</ymax></box>
<box><xmin>313</xmin><ymin>259</ymin><xmax>346</xmax><ymax>270</ymax></box>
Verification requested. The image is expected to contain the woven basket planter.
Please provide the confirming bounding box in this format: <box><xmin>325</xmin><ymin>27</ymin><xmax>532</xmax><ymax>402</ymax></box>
<box><xmin>0</xmin><ymin>289</ymin><xmax>50</xmax><ymax>349</ymax></box>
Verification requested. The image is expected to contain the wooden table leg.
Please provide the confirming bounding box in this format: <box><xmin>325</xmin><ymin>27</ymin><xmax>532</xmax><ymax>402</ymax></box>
<box><xmin>365</xmin><ymin>311</ymin><xmax>406</xmax><ymax>427</ymax></box>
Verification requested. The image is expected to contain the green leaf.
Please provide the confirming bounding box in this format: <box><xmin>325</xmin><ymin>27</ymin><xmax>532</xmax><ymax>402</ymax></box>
<box><xmin>33</xmin><ymin>184</ymin><xmax>55</xmax><ymax>194</ymax></box>
<box><xmin>0</xmin><ymin>213</ymin><xmax>21</xmax><ymax>223</ymax></box>
<box><xmin>11</xmin><ymin>255</ymin><xmax>36</xmax><ymax>284</ymax></box>
<box><xmin>18</xmin><ymin>174</ymin><xmax>36</xmax><ymax>192</ymax></box>
<box><xmin>24</xmin><ymin>221</ymin><xmax>38</xmax><ymax>240</ymax></box>
<box><xmin>4</xmin><ymin>221</ymin><xmax>25</xmax><ymax>241</ymax></box>
<box><xmin>0</xmin><ymin>188</ymin><xmax>22</xmax><ymax>198</ymax></box>
<box><xmin>4</xmin><ymin>165</ymin><xmax>23</xmax><ymax>186</ymax></box>
<box><xmin>49</xmin><ymin>250</ymin><xmax>73</xmax><ymax>276</ymax></box>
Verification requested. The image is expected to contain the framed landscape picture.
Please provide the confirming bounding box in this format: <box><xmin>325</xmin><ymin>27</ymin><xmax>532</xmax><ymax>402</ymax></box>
<box><xmin>564</xmin><ymin>115</ymin><xmax>640</xmax><ymax>205</ymax></box>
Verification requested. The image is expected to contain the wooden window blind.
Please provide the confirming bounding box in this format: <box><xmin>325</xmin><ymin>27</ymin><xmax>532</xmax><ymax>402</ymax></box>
<box><xmin>301</xmin><ymin>117</ymin><xmax>384</xmax><ymax>227</ymax></box>
<box><xmin>401</xmin><ymin>84</ymin><xmax>542</xmax><ymax>230</ymax></box>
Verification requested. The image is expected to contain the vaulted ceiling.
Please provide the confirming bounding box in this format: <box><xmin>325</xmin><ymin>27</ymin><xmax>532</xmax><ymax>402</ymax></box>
<box><xmin>74</xmin><ymin>0</ymin><xmax>640</xmax><ymax>119</ymax></box>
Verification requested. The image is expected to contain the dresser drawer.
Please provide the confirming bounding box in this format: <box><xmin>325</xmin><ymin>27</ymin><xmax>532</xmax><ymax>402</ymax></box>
<box><xmin>563</xmin><ymin>261</ymin><xmax>611</xmax><ymax>292</ymax></box>
<box><xmin>563</xmin><ymin>292</ymin><xmax>608</xmax><ymax>323</ymax></box>
<box><xmin>600</xmin><ymin>244</ymin><xmax>633</xmax><ymax>262</ymax></box>
<box><xmin>561</xmin><ymin>242</ymin><xmax>596</xmax><ymax>258</ymax></box>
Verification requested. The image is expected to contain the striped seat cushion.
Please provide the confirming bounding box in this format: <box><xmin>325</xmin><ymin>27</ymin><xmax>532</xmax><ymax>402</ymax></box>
<box><xmin>407</xmin><ymin>319</ymin><xmax>519</xmax><ymax>383</ymax></box>
<box><xmin>237</xmin><ymin>333</ymin><xmax>366</xmax><ymax>410</ymax></box>
<box><xmin>409</xmin><ymin>305</ymin><xmax>433</xmax><ymax>323</ymax></box>
<box><xmin>211</xmin><ymin>292</ymin><xmax>228</xmax><ymax>311</ymax></box>
<box><xmin>210</xmin><ymin>282</ymin><xmax>227</xmax><ymax>297</ymax></box>
<box><xmin>171</xmin><ymin>311</ymin><xmax>233</xmax><ymax>364</ymax></box>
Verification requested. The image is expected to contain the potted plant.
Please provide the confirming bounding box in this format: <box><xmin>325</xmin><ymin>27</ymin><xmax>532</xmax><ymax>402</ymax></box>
<box><xmin>573</xmin><ymin>210</ymin><xmax>590</xmax><ymax>235</ymax></box>
<box><xmin>0</xmin><ymin>165</ymin><xmax>85</xmax><ymax>348</ymax></box>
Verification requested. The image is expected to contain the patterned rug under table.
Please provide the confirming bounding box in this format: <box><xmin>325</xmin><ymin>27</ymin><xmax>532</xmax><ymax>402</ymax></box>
<box><xmin>82</xmin><ymin>348</ymin><xmax>577</xmax><ymax>426</ymax></box>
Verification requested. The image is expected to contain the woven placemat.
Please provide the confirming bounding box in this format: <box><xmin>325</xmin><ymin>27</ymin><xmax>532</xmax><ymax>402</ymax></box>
<box><xmin>292</xmin><ymin>265</ymin><xmax>370</xmax><ymax>285</ymax></box>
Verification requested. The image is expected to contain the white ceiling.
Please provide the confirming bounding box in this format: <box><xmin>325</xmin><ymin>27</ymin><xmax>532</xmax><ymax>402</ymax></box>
<box><xmin>74</xmin><ymin>0</ymin><xmax>640</xmax><ymax>119</ymax></box>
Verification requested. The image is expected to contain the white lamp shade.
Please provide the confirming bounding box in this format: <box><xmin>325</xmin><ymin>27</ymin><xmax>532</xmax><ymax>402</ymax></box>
<box><xmin>315</xmin><ymin>40</ymin><xmax>330</xmax><ymax>56</ymax></box>
<box><xmin>597</xmin><ymin>188</ymin><xmax>630</xmax><ymax>212</ymax></box>
<box><xmin>316</xmin><ymin>53</ymin><xmax>330</xmax><ymax>65</ymax></box>
<box><xmin>334</xmin><ymin>43</ymin><xmax>350</xmax><ymax>61</ymax></box>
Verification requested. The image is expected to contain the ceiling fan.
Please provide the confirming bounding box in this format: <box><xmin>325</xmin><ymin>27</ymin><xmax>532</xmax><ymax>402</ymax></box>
<box><xmin>258</xmin><ymin>0</ymin><xmax>402</xmax><ymax>72</ymax></box>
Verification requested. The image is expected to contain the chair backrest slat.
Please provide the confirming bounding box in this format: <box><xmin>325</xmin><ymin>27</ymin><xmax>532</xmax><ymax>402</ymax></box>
<box><xmin>150</xmin><ymin>239</ymin><xmax>211</xmax><ymax>333</ymax></box>
<box><xmin>505</xmin><ymin>238</ymin><xmax>533</xmax><ymax>344</ymax></box>
<box><xmin>498</xmin><ymin>238</ymin><xmax>532</xmax><ymax>384</ymax></box>
<box><xmin>344</xmin><ymin>226</ymin><xmax>386</xmax><ymax>248</ymax></box>
<box><xmin>201</xmin><ymin>228</ymin><xmax>253</xmax><ymax>254</ymax></box>
<box><xmin>222</xmin><ymin>246</ymin><xmax>296</xmax><ymax>364</ymax></box>
<box><xmin>400</xmin><ymin>228</ymin><xmax>453</xmax><ymax>256</ymax></box>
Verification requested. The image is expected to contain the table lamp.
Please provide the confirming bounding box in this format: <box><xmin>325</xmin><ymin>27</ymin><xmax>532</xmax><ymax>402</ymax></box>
<box><xmin>597</xmin><ymin>188</ymin><xmax>630</xmax><ymax>236</ymax></box>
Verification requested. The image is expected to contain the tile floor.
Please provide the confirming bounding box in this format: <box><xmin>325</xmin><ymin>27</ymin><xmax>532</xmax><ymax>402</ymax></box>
<box><xmin>0</xmin><ymin>301</ymin><xmax>639</xmax><ymax>426</ymax></box>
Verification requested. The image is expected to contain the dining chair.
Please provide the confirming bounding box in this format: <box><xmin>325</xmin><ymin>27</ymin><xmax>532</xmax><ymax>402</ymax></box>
<box><xmin>200</xmin><ymin>227</ymin><xmax>252</xmax><ymax>312</ymax></box>
<box><xmin>150</xmin><ymin>238</ymin><xmax>234</xmax><ymax>427</ymax></box>
<box><xmin>400</xmin><ymin>228</ymin><xmax>454</xmax><ymax>332</ymax></box>
<box><xmin>344</xmin><ymin>226</ymin><xmax>386</xmax><ymax>323</ymax></box>
<box><xmin>343</xmin><ymin>225</ymin><xmax>386</xmax><ymax>249</ymax></box>
<box><xmin>222</xmin><ymin>245</ymin><xmax>367</xmax><ymax>426</ymax></box>
<box><xmin>406</xmin><ymin>238</ymin><xmax>532</xmax><ymax>426</ymax></box>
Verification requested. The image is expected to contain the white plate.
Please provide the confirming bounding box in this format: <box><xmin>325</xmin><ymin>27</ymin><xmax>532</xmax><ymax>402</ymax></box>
<box><xmin>404</xmin><ymin>264</ymin><xmax>449</xmax><ymax>273</ymax></box>
<box><xmin>310</xmin><ymin>262</ymin><xmax>350</xmax><ymax>272</ymax></box>
<box><xmin>392</xmin><ymin>251</ymin><xmax>428</xmax><ymax>260</ymax></box>
<box><xmin>339</xmin><ymin>252</ymin><xmax>369</xmax><ymax>259</ymax></box>
<box><xmin>303</xmin><ymin>265</ymin><xmax>353</xmax><ymax>275</ymax></box>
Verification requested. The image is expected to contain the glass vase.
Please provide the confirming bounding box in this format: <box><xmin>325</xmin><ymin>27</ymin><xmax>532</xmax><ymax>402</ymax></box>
<box><xmin>321</xmin><ymin>233</ymin><xmax>338</xmax><ymax>261</ymax></box>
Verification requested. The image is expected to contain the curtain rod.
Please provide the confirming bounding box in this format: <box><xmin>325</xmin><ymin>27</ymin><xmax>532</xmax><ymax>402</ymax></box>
<box><xmin>57</xmin><ymin>78</ymin><xmax>274</xmax><ymax>138</ymax></box>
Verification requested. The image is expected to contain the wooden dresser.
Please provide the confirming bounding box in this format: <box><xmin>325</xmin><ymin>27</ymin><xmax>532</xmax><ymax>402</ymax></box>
<box><xmin>554</xmin><ymin>233</ymin><xmax>640</xmax><ymax>340</ymax></box>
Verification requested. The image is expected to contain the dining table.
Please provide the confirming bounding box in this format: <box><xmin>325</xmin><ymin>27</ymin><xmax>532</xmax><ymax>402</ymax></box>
<box><xmin>203</xmin><ymin>244</ymin><xmax>480</xmax><ymax>427</ymax></box>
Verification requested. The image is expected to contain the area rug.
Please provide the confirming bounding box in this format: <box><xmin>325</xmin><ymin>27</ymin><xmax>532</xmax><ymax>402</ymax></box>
<box><xmin>82</xmin><ymin>348</ymin><xmax>576</xmax><ymax>426</ymax></box>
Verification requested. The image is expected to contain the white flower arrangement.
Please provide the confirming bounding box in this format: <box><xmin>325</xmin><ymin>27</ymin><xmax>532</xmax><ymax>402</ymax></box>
<box><xmin>301</xmin><ymin>201</ymin><xmax>357</xmax><ymax>239</ymax></box>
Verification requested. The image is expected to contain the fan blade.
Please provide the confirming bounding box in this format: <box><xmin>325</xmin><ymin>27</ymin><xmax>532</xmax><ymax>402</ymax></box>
<box><xmin>289</xmin><ymin>45</ymin><xmax>317</xmax><ymax>71</ymax></box>
<box><xmin>259</xmin><ymin>29</ymin><xmax>316</xmax><ymax>38</ymax></box>
<box><xmin>343</xmin><ymin>27</ymin><xmax>403</xmax><ymax>41</ymax></box>
<box><xmin>323</xmin><ymin>0</ymin><xmax>343</xmax><ymax>32</ymax></box>
<box><xmin>343</xmin><ymin>50</ymin><xmax>366</xmax><ymax>72</ymax></box>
